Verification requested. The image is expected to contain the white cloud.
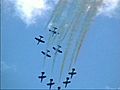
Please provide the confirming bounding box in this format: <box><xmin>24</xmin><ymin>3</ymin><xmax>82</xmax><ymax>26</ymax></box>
<box><xmin>16</xmin><ymin>0</ymin><xmax>51</xmax><ymax>25</ymax></box>
<box><xmin>98</xmin><ymin>0</ymin><xmax>120</xmax><ymax>17</ymax></box>
<box><xmin>7</xmin><ymin>0</ymin><xmax>52</xmax><ymax>25</ymax></box>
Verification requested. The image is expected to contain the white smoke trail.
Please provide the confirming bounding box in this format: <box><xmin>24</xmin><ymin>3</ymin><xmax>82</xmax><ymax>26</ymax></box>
<box><xmin>59</xmin><ymin>0</ymin><xmax>91</xmax><ymax>81</ymax></box>
<box><xmin>71</xmin><ymin>0</ymin><xmax>103</xmax><ymax>67</ymax></box>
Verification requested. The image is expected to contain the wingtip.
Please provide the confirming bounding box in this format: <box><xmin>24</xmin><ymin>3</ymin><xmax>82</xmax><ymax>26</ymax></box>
<box><xmin>47</xmin><ymin>50</ymin><xmax>50</xmax><ymax>52</ymax></box>
<box><xmin>39</xmin><ymin>35</ymin><xmax>44</xmax><ymax>38</ymax></box>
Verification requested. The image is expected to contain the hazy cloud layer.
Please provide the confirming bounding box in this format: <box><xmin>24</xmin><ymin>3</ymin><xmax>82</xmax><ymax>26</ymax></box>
<box><xmin>4</xmin><ymin>0</ymin><xmax>120</xmax><ymax>25</ymax></box>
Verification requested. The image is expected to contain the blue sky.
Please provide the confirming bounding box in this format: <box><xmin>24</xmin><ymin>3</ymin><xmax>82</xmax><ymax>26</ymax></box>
<box><xmin>1</xmin><ymin>0</ymin><xmax>120</xmax><ymax>89</ymax></box>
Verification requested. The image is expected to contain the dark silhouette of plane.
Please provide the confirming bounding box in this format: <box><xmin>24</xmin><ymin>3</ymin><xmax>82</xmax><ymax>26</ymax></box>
<box><xmin>38</xmin><ymin>72</ymin><xmax>46</xmax><ymax>82</ymax></box>
<box><xmin>63</xmin><ymin>77</ymin><xmax>71</xmax><ymax>88</ymax></box>
<box><xmin>49</xmin><ymin>27</ymin><xmax>59</xmax><ymax>36</ymax></box>
<box><xmin>35</xmin><ymin>35</ymin><xmax>45</xmax><ymax>45</ymax></box>
<box><xmin>41</xmin><ymin>50</ymin><xmax>51</xmax><ymax>57</ymax></box>
<box><xmin>58</xmin><ymin>87</ymin><xmax>61</xmax><ymax>90</ymax></box>
<box><xmin>68</xmin><ymin>68</ymin><xmax>77</xmax><ymax>79</ymax></box>
<box><xmin>47</xmin><ymin>79</ymin><xmax>55</xmax><ymax>89</ymax></box>
<box><xmin>53</xmin><ymin>45</ymin><xmax>62</xmax><ymax>54</ymax></box>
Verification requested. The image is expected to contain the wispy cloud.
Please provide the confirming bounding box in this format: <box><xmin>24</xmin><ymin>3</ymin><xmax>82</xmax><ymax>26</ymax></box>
<box><xmin>1</xmin><ymin>61</ymin><xmax>17</xmax><ymax>72</ymax></box>
<box><xmin>98</xmin><ymin>0</ymin><xmax>120</xmax><ymax>17</ymax></box>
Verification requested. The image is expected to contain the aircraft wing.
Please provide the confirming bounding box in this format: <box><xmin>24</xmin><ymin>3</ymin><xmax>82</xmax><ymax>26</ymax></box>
<box><xmin>49</xmin><ymin>29</ymin><xmax>52</xmax><ymax>32</ymax></box>
<box><xmin>47</xmin><ymin>83</ymin><xmax>50</xmax><ymax>85</ymax></box>
<box><xmin>74</xmin><ymin>72</ymin><xmax>77</xmax><ymax>74</ymax></box>
<box><xmin>38</xmin><ymin>76</ymin><xmax>42</xmax><ymax>78</ymax></box>
<box><xmin>53</xmin><ymin>31</ymin><xmax>57</xmax><ymax>34</ymax></box>
<box><xmin>35</xmin><ymin>37</ymin><xmax>39</xmax><ymax>40</ymax></box>
<box><xmin>53</xmin><ymin>47</ymin><xmax>56</xmax><ymax>50</ymax></box>
<box><xmin>39</xmin><ymin>35</ymin><xmax>43</xmax><ymax>38</ymax></box>
<box><xmin>41</xmin><ymin>40</ymin><xmax>45</xmax><ymax>43</ymax></box>
<box><xmin>68</xmin><ymin>72</ymin><xmax>72</xmax><ymax>75</ymax></box>
<box><xmin>58</xmin><ymin>50</ymin><xmax>62</xmax><ymax>53</ymax></box>
<box><xmin>43</xmin><ymin>76</ymin><xmax>46</xmax><ymax>78</ymax></box>
<box><xmin>63</xmin><ymin>81</ymin><xmax>66</xmax><ymax>84</ymax></box>
<box><xmin>41</xmin><ymin>51</ymin><xmax>45</xmax><ymax>55</ymax></box>
<box><xmin>47</xmin><ymin>54</ymin><xmax>51</xmax><ymax>57</ymax></box>
<box><xmin>53</xmin><ymin>27</ymin><xmax>58</xmax><ymax>30</ymax></box>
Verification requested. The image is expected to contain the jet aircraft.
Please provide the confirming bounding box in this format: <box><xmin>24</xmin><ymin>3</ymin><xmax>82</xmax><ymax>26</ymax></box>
<box><xmin>63</xmin><ymin>77</ymin><xmax>71</xmax><ymax>88</ymax></box>
<box><xmin>47</xmin><ymin>79</ymin><xmax>55</xmax><ymax>89</ymax></box>
<box><xmin>58</xmin><ymin>87</ymin><xmax>61</xmax><ymax>90</ymax></box>
<box><xmin>53</xmin><ymin>45</ymin><xmax>62</xmax><ymax>54</ymax></box>
<box><xmin>41</xmin><ymin>50</ymin><xmax>51</xmax><ymax>58</ymax></box>
<box><xmin>35</xmin><ymin>35</ymin><xmax>45</xmax><ymax>45</ymax></box>
<box><xmin>38</xmin><ymin>72</ymin><xmax>46</xmax><ymax>82</ymax></box>
<box><xmin>49</xmin><ymin>27</ymin><xmax>59</xmax><ymax>36</ymax></box>
<box><xmin>68</xmin><ymin>68</ymin><xmax>77</xmax><ymax>79</ymax></box>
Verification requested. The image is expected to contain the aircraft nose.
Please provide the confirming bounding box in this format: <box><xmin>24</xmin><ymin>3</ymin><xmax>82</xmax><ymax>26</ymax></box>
<box><xmin>72</xmin><ymin>68</ymin><xmax>75</xmax><ymax>71</ymax></box>
<box><xmin>50</xmin><ymin>79</ymin><xmax>53</xmax><ymax>81</ymax></box>
<box><xmin>58</xmin><ymin>87</ymin><xmax>61</xmax><ymax>89</ymax></box>
<box><xmin>58</xmin><ymin>45</ymin><xmax>61</xmax><ymax>48</ymax></box>
<box><xmin>47</xmin><ymin>50</ymin><xmax>50</xmax><ymax>52</ymax></box>
<box><xmin>42</xmin><ymin>72</ymin><xmax>45</xmax><ymax>74</ymax></box>
<box><xmin>66</xmin><ymin>77</ymin><xmax>69</xmax><ymax>80</ymax></box>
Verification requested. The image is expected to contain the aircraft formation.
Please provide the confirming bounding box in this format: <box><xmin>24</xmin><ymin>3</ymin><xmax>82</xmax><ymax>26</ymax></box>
<box><xmin>38</xmin><ymin>68</ymin><xmax>76</xmax><ymax>89</ymax></box>
<box><xmin>34</xmin><ymin>0</ymin><xmax>105</xmax><ymax>89</ymax></box>
<box><xmin>35</xmin><ymin>27</ymin><xmax>77</xmax><ymax>89</ymax></box>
